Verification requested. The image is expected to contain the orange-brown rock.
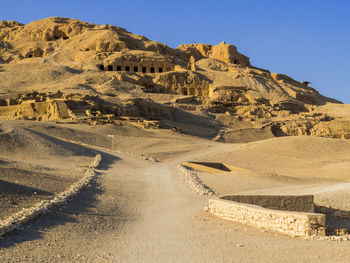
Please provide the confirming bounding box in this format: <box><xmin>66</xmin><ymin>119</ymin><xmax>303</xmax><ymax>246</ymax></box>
<box><xmin>0</xmin><ymin>17</ymin><xmax>348</xmax><ymax>141</ymax></box>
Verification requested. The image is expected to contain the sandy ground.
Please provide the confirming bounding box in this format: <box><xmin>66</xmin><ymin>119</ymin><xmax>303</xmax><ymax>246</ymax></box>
<box><xmin>0</xmin><ymin>160</ymin><xmax>84</xmax><ymax>219</ymax></box>
<box><xmin>196</xmin><ymin>136</ymin><xmax>350</xmax><ymax>211</ymax></box>
<box><xmin>0</xmin><ymin>121</ymin><xmax>97</xmax><ymax>220</ymax></box>
<box><xmin>1</xmin><ymin>122</ymin><xmax>350</xmax><ymax>262</ymax></box>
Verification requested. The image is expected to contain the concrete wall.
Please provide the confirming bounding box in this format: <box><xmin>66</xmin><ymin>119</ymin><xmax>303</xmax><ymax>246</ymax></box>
<box><xmin>208</xmin><ymin>199</ymin><xmax>326</xmax><ymax>237</ymax></box>
<box><xmin>221</xmin><ymin>195</ymin><xmax>315</xmax><ymax>213</ymax></box>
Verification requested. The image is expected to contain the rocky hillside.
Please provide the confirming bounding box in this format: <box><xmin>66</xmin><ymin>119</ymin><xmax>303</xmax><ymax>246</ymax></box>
<box><xmin>0</xmin><ymin>17</ymin><xmax>349</xmax><ymax>142</ymax></box>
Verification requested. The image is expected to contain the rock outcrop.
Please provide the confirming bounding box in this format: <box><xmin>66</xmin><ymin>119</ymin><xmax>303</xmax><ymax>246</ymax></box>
<box><xmin>178</xmin><ymin>41</ymin><xmax>250</xmax><ymax>67</ymax></box>
<box><xmin>0</xmin><ymin>17</ymin><xmax>348</xmax><ymax>141</ymax></box>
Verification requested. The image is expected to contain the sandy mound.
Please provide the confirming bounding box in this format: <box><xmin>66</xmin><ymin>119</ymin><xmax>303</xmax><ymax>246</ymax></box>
<box><xmin>0</xmin><ymin>123</ymin><xmax>95</xmax><ymax>165</ymax></box>
<box><xmin>212</xmin><ymin>136</ymin><xmax>350</xmax><ymax>180</ymax></box>
<box><xmin>0</xmin><ymin>160</ymin><xmax>82</xmax><ymax>219</ymax></box>
<box><xmin>24</xmin><ymin>121</ymin><xmax>210</xmax><ymax>160</ymax></box>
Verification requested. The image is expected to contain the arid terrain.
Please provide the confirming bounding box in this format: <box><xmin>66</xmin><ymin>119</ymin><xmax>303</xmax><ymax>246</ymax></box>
<box><xmin>1</xmin><ymin>17</ymin><xmax>350</xmax><ymax>262</ymax></box>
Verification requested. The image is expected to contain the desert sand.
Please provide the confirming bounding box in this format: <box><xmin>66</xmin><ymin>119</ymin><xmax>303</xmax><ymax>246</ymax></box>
<box><xmin>1</xmin><ymin>17</ymin><xmax>350</xmax><ymax>262</ymax></box>
<box><xmin>0</xmin><ymin>122</ymin><xmax>349</xmax><ymax>262</ymax></box>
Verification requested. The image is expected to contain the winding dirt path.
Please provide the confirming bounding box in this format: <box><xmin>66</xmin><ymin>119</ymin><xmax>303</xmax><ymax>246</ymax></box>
<box><xmin>1</xmin><ymin>144</ymin><xmax>350</xmax><ymax>262</ymax></box>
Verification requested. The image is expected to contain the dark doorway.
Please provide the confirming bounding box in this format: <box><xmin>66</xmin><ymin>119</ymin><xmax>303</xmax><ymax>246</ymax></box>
<box><xmin>116</xmin><ymin>66</ymin><xmax>121</xmax><ymax>71</ymax></box>
<box><xmin>142</xmin><ymin>67</ymin><xmax>147</xmax><ymax>73</ymax></box>
<box><xmin>150</xmin><ymin>67</ymin><xmax>155</xmax><ymax>73</ymax></box>
<box><xmin>125</xmin><ymin>66</ymin><xmax>130</xmax><ymax>72</ymax></box>
<box><xmin>28</xmin><ymin>54</ymin><xmax>33</xmax><ymax>58</ymax></box>
<box><xmin>134</xmin><ymin>66</ymin><xmax>138</xmax><ymax>72</ymax></box>
<box><xmin>233</xmin><ymin>59</ymin><xmax>239</xmax><ymax>64</ymax></box>
<box><xmin>108</xmin><ymin>65</ymin><xmax>113</xmax><ymax>71</ymax></box>
<box><xmin>97</xmin><ymin>64</ymin><xmax>104</xmax><ymax>70</ymax></box>
<box><xmin>158</xmin><ymin>68</ymin><xmax>163</xmax><ymax>73</ymax></box>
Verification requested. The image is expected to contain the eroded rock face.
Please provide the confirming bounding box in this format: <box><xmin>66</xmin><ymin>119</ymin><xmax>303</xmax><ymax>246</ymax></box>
<box><xmin>0</xmin><ymin>91</ymin><xmax>122</xmax><ymax>122</ymax></box>
<box><xmin>178</xmin><ymin>41</ymin><xmax>250</xmax><ymax>67</ymax></box>
<box><xmin>0</xmin><ymin>90</ymin><xmax>177</xmax><ymax>127</ymax></box>
<box><xmin>153</xmin><ymin>71</ymin><xmax>210</xmax><ymax>96</ymax></box>
<box><xmin>0</xmin><ymin>17</ymin><xmax>348</xmax><ymax>141</ymax></box>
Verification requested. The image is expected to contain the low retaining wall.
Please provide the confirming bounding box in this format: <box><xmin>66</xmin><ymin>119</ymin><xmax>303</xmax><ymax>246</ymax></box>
<box><xmin>178</xmin><ymin>164</ymin><xmax>215</xmax><ymax>196</ymax></box>
<box><xmin>221</xmin><ymin>195</ymin><xmax>315</xmax><ymax>213</ymax></box>
<box><xmin>208</xmin><ymin>199</ymin><xmax>326</xmax><ymax>237</ymax></box>
<box><xmin>315</xmin><ymin>205</ymin><xmax>350</xmax><ymax>220</ymax></box>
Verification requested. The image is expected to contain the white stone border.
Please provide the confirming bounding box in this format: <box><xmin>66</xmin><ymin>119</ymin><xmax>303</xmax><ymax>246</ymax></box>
<box><xmin>207</xmin><ymin>198</ymin><xmax>326</xmax><ymax>237</ymax></box>
<box><xmin>0</xmin><ymin>154</ymin><xmax>102</xmax><ymax>236</ymax></box>
<box><xmin>178</xmin><ymin>164</ymin><xmax>215</xmax><ymax>196</ymax></box>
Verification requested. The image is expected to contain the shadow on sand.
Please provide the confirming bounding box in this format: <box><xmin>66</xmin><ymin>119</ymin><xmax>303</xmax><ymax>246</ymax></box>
<box><xmin>0</xmin><ymin>148</ymin><xmax>120</xmax><ymax>249</ymax></box>
<box><xmin>0</xmin><ymin>180</ymin><xmax>52</xmax><ymax>196</ymax></box>
<box><xmin>315</xmin><ymin>205</ymin><xmax>350</xmax><ymax>235</ymax></box>
<box><xmin>0</xmin><ymin>172</ymin><xmax>103</xmax><ymax>249</ymax></box>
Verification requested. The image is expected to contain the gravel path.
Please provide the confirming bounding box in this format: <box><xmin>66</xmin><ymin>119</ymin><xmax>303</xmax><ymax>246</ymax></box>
<box><xmin>1</xmin><ymin>145</ymin><xmax>350</xmax><ymax>262</ymax></box>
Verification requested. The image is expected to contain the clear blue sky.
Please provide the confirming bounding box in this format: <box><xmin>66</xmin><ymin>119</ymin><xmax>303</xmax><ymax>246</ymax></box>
<box><xmin>1</xmin><ymin>0</ymin><xmax>349</xmax><ymax>103</ymax></box>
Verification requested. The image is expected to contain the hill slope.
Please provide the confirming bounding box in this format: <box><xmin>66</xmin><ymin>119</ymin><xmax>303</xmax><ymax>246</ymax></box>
<box><xmin>0</xmin><ymin>17</ymin><xmax>348</xmax><ymax>141</ymax></box>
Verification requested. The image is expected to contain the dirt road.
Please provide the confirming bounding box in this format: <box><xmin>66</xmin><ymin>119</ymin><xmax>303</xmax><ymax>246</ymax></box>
<box><xmin>1</xmin><ymin>143</ymin><xmax>350</xmax><ymax>262</ymax></box>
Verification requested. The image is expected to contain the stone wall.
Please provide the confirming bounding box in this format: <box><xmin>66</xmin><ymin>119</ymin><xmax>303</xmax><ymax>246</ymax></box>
<box><xmin>208</xmin><ymin>199</ymin><xmax>326</xmax><ymax>237</ymax></box>
<box><xmin>221</xmin><ymin>195</ymin><xmax>315</xmax><ymax>213</ymax></box>
<box><xmin>178</xmin><ymin>164</ymin><xmax>215</xmax><ymax>196</ymax></box>
<box><xmin>315</xmin><ymin>205</ymin><xmax>350</xmax><ymax>220</ymax></box>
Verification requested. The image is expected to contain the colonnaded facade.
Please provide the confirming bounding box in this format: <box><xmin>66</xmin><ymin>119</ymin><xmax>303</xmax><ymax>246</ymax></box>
<box><xmin>97</xmin><ymin>58</ymin><xmax>174</xmax><ymax>73</ymax></box>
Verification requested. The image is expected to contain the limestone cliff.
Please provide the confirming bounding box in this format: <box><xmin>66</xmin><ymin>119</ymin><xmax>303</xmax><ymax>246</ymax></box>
<box><xmin>0</xmin><ymin>17</ymin><xmax>348</xmax><ymax>141</ymax></box>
